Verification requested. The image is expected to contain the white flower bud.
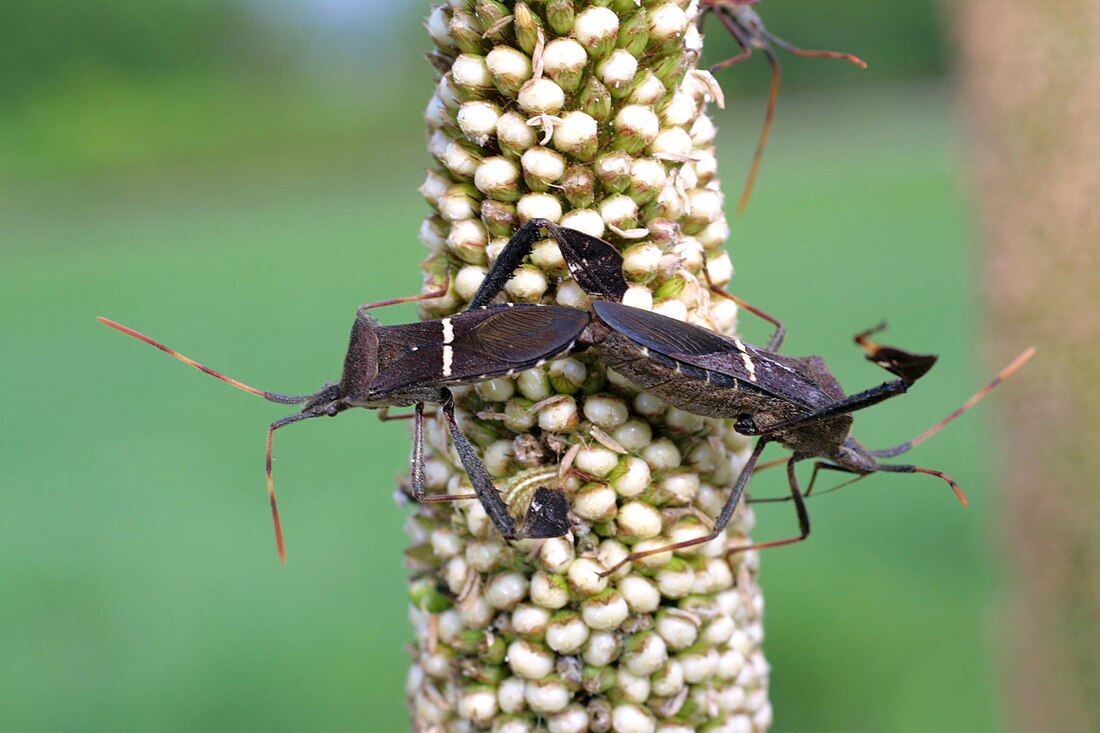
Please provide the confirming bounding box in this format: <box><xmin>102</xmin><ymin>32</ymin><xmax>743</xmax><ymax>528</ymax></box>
<box><xmin>486</xmin><ymin>572</ymin><xmax>529</xmax><ymax>610</ymax></box>
<box><xmin>629</xmin><ymin>72</ymin><xmax>667</xmax><ymax>105</ymax></box>
<box><xmin>574</xmin><ymin>446</ymin><xmax>620</xmax><ymax>477</ymax></box>
<box><xmin>458</xmin><ymin>101</ymin><xmax>501</xmax><ymax>146</ymax></box>
<box><xmin>498</xmin><ymin>677</ymin><xmax>527</xmax><ymax>714</ymax></box>
<box><xmin>598</xmin><ymin>49</ymin><xmax>639</xmax><ymax>91</ymax></box>
<box><xmin>648</xmin><ymin>3</ymin><xmax>689</xmax><ymax>44</ymax></box>
<box><xmin>555</xmin><ymin>280</ymin><xmax>590</xmax><ymax>309</ymax></box>
<box><xmin>425</xmin><ymin>93</ymin><xmax>452</xmax><ymax>132</ymax></box>
<box><xmin>559</xmin><ymin>208</ymin><xmax>605</xmax><ymax>238</ymax></box>
<box><xmin>458</xmin><ymin>687</ymin><xmax>498</xmax><ymax>723</ymax></box>
<box><xmin>642</xmin><ymin>438</ymin><xmax>682</xmax><ymax>470</ymax></box>
<box><xmin>583</xmin><ymin>630</ymin><xmax>621</xmax><ymax>666</ymax></box>
<box><xmin>543</xmin><ymin>38</ymin><xmax>587</xmax><ymax>85</ymax></box>
<box><xmin>443</xmin><ymin>140</ymin><xmax>481</xmax><ymax>178</ymax></box>
<box><xmin>503</xmin><ymin>267</ymin><xmax>548</xmax><ymax>302</ymax></box>
<box><xmin>573</xmin><ymin>483</ymin><xmax>618</xmax><ymax>522</ymax></box>
<box><xmin>611</xmin><ymin>703</ymin><xmax>656</xmax><ymax>733</ymax></box>
<box><xmin>600</xmin><ymin>195</ymin><xmax>640</xmax><ymax>231</ymax></box>
<box><xmin>623</xmin><ymin>632</ymin><xmax>668</xmax><ymax>676</ymax></box>
<box><xmin>507</xmin><ymin>639</ymin><xmax>555</xmax><ymax>680</ymax></box>
<box><xmin>517</xmin><ymin>367</ymin><xmax>550</xmax><ymax>401</ymax></box>
<box><xmin>486</xmin><ymin>46</ymin><xmax>533</xmax><ymax>93</ymax></box>
<box><xmin>621</xmin><ymin>285</ymin><xmax>653</xmax><ymax>311</ymax></box>
<box><xmin>427</xmin><ymin>5</ymin><xmax>456</xmax><ymax>51</ymax></box>
<box><xmin>454</xmin><ymin>265</ymin><xmax>487</xmax><ymax>302</ymax></box>
<box><xmin>622</xmin><ymin>242</ymin><xmax>661</xmax><ymax>280</ymax></box>
<box><xmin>483</xmin><ymin>439</ymin><xmax>514</xmax><ymax>477</ymax></box>
<box><xmin>619</xmin><ymin>575</ymin><xmax>661</xmax><ymax>614</ymax></box>
<box><xmin>574</xmin><ymin>7</ymin><xmax>619</xmax><ymax>49</ymax></box>
<box><xmin>611</xmin><ymin>455</ymin><xmax>651</xmax><ymax>498</ymax></box>
<box><xmin>616</xmin><ymin>668</ymin><xmax>651</xmax><ymax>704</ymax></box>
<box><xmin>552</xmin><ymin>111</ymin><xmax>599</xmax><ymax>159</ymax></box>
<box><xmin>656</xmin><ymin>612</ymin><xmax>698</xmax><ymax>650</ymax></box>
<box><xmin>618</xmin><ymin>501</ymin><xmax>663</xmax><ymax>539</ymax></box>
<box><xmin>651</xmin><ymin>659</ymin><xmax>685</xmax><ymax>697</ymax></box>
<box><xmin>548</xmin><ymin>706</ymin><xmax>589</xmax><ymax>733</ymax></box>
<box><xmin>650</xmin><ymin>127</ymin><xmax>694</xmax><ymax>157</ymax></box>
<box><xmin>615</xmin><ymin>105</ymin><xmax>660</xmax><ymax>147</ymax></box>
<box><xmin>447</xmin><ymin>218</ymin><xmax>488</xmax><ymax>263</ymax></box>
<box><xmin>546</xmin><ymin>613</ymin><xmax>590</xmax><ymax>654</ymax></box>
<box><xmin>517</xmin><ymin>192</ymin><xmax>563</xmax><ymax>223</ymax></box>
<box><xmin>530</xmin><ymin>570</ymin><xmax>571</xmax><ymax>610</ymax></box>
<box><xmin>537</xmin><ymin>538</ymin><xmax>575</xmax><ymax>572</ymax></box>
<box><xmin>474</xmin><ymin>156</ymin><xmax>521</xmax><ymax>200</ymax></box>
<box><xmin>582</xmin><ymin>591</ymin><xmax>629</xmax><ymax>630</ymax></box>
<box><xmin>443</xmin><ymin>556</ymin><xmax>468</xmax><ymax>594</ymax></box>
<box><xmin>452</xmin><ymin>54</ymin><xmax>493</xmax><ymax>92</ymax></box>
<box><xmin>661</xmin><ymin>91</ymin><xmax>698</xmax><ymax>128</ymax></box>
<box><xmin>437</xmin><ymin>187</ymin><xmax>479</xmax><ymax>221</ymax></box>
<box><xmin>513</xmin><ymin>603</ymin><xmax>552</xmax><ymax>638</ymax></box>
<box><xmin>567</xmin><ymin>557</ymin><xmax>609</xmax><ymax>597</ymax></box>
<box><xmin>710</xmin><ymin>296</ymin><xmax>738</xmax><ymax>335</ymax></box>
<box><xmin>655</xmin><ymin>564</ymin><xmax>695</xmax><ymax>597</ymax></box>
<box><xmin>652</xmin><ymin>298</ymin><xmax>687</xmax><ymax>322</ymax></box>
<box><xmin>718</xmin><ymin>648</ymin><xmax>746</xmax><ymax>680</ymax></box>
<box><xmin>419</xmin><ymin>218</ymin><xmax>447</xmax><ymax>254</ymax></box>
<box><xmin>497</xmin><ymin>111</ymin><xmax>539</xmax><ymax>154</ymax></box>
<box><xmin>690</xmin><ymin>113</ymin><xmax>717</xmax><ymax>145</ymax></box>
<box><xmin>467</xmin><ymin>538</ymin><xmax>506</xmax><ymax>573</ymax></box>
<box><xmin>583</xmin><ymin>395</ymin><xmax>629</xmax><ymax>429</ymax></box>
<box><xmin>521</xmin><ymin>146</ymin><xmax>567</xmax><ymax>186</ymax></box>
<box><xmin>680</xmin><ymin>647</ymin><xmax>719</xmax><ymax>684</ymax></box>
<box><xmin>459</xmin><ymin>595</ymin><xmax>494</xmax><ymax>628</ymax></box>
<box><xmin>518</xmin><ymin>78</ymin><xmax>566</xmax><ymax>115</ymax></box>
<box><xmin>431</xmin><ymin>527</ymin><xmax>463</xmax><ymax>559</ymax></box>
<box><xmin>526</xmin><ymin>678</ymin><xmax>571</xmax><ymax>714</ymax></box>
<box><xmin>538</xmin><ymin>396</ymin><xmax>578</xmax><ymax>432</ymax></box>
<box><xmin>707</xmin><ymin>250</ymin><xmax>734</xmax><ymax>288</ymax></box>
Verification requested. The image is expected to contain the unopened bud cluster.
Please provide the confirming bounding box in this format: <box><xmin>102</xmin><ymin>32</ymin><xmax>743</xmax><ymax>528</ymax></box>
<box><xmin>407</xmin><ymin>3</ymin><xmax>771</xmax><ymax>731</ymax></box>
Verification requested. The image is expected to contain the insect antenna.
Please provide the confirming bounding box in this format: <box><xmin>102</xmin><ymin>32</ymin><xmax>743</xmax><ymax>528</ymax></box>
<box><xmin>97</xmin><ymin>317</ymin><xmax>313</xmax><ymax>404</ymax></box>
<box><xmin>875</xmin><ymin>464</ymin><xmax>968</xmax><ymax>507</ymax></box>
<box><xmin>99</xmin><ymin>316</ymin><xmax>331</xmax><ymax>562</ymax></box>
<box><xmin>870</xmin><ymin>347</ymin><xmax>1036</xmax><ymax>459</ymax></box>
<box><xmin>761</xmin><ymin>31</ymin><xmax>868</xmax><ymax>69</ymax></box>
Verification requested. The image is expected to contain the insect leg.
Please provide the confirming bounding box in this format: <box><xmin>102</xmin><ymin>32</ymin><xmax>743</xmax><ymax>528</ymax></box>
<box><xmin>408</xmin><ymin>401</ymin><xmax>477</xmax><ymax>505</ymax></box>
<box><xmin>703</xmin><ymin>268</ymin><xmax>786</xmax><ymax>350</ymax></box>
<box><xmin>599</xmin><ymin>437</ymin><xmax>771</xmax><ymax>577</ymax></box>
<box><xmin>357</xmin><ymin>269</ymin><xmax>452</xmax><ymax>315</ymax></box>
<box><xmin>761</xmin><ymin>30</ymin><xmax>868</xmax><ymax>68</ymax></box>
<box><xmin>706</xmin><ymin>8</ymin><xmax>755</xmax><ymax>73</ymax></box>
<box><xmin>728</xmin><ymin>455</ymin><xmax>812</xmax><ymax>554</ymax></box>
<box><xmin>439</xmin><ymin>391</ymin><xmax>570</xmax><ymax>540</ymax></box>
<box><xmin>738</xmin><ymin>378</ymin><xmax>912</xmax><ymax>438</ymax></box>
<box><xmin>466</xmin><ymin>220</ymin><xmax>548</xmax><ymax>308</ymax></box>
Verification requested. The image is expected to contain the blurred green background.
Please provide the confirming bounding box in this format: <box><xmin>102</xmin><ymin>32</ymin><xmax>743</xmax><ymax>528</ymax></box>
<box><xmin>1</xmin><ymin>2</ymin><xmax>1001</xmax><ymax>731</ymax></box>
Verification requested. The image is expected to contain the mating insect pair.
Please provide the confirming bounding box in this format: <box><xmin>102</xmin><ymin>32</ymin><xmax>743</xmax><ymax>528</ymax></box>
<box><xmin>101</xmin><ymin>219</ymin><xmax>1032</xmax><ymax>569</ymax></box>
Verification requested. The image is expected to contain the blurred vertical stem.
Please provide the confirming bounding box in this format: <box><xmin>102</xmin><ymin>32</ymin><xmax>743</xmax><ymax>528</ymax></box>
<box><xmin>954</xmin><ymin>2</ymin><xmax>1100</xmax><ymax>732</ymax></box>
<box><xmin>406</xmin><ymin>3</ymin><xmax>771</xmax><ymax>731</ymax></box>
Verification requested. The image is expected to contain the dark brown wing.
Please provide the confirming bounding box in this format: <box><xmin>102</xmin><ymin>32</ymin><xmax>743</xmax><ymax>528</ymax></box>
<box><xmin>593</xmin><ymin>300</ymin><xmax>834</xmax><ymax>407</ymax></box>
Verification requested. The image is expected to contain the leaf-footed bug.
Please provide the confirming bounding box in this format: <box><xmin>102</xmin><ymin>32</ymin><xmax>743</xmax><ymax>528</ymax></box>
<box><xmin>470</xmin><ymin>220</ymin><xmax>1035</xmax><ymax>576</ymax></box>
<box><xmin>699</xmin><ymin>0</ymin><xmax>867</xmax><ymax>214</ymax></box>
<box><xmin>99</xmin><ymin>285</ymin><xmax>589</xmax><ymax>561</ymax></box>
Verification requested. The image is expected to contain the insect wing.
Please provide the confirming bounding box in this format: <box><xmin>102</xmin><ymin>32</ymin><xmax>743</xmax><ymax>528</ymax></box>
<box><xmin>557</xmin><ymin>228</ymin><xmax>628</xmax><ymax>302</ymax></box>
<box><xmin>593</xmin><ymin>301</ymin><xmax>831</xmax><ymax>406</ymax></box>
<box><xmin>446</xmin><ymin>305</ymin><xmax>590</xmax><ymax>380</ymax></box>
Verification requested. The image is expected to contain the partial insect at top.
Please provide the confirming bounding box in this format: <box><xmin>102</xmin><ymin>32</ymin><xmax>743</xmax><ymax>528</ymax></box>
<box><xmin>699</xmin><ymin>0</ymin><xmax>867</xmax><ymax>213</ymax></box>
